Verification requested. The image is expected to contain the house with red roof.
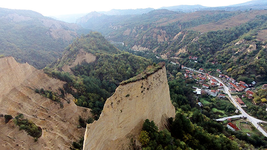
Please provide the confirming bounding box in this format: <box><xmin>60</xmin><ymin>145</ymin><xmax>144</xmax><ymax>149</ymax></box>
<box><xmin>229</xmin><ymin>83</ymin><xmax>242</xmax><ymax>92</ymax></box>
<box><xmin>218</xmin><ymin>94</ymin><xmax>226</xmax><ymax>98</ymax></box>
<box><xmin>200</xmin><ymin>77</ymin><xmax>206</xmax><ymax>81</ymax></box>
<box><xmin>210</xmin><ymin>78</ymin><xmax>218</xmax><ymax>84</ymax></box>
<box><xmin>199</xmin><ymin>68</ymin><xmax>204</xmax><ymax>72</ymax></box>
<box><xmin>218</xmin><ymin>83</ymin><xmax>224</xmax><ymax>88</ymax></box>
<box><xmin>216</xmin><ymin>69</ymin><xmax>221</xmax><ymax>73</ymax></box>
<box><xmin>227</xmin><ymin>122</ymin><xmax>239</xmax><ymax>131</ymax></box>
<box><xmin>211</xmin><ymin>83</ymin><xmax>217</xmax><ymax>87</ymax></box>
<box><xmin>236</xmin><ymin>97</ymin><xmax>246</xmax><ymax>107</ymax></box>
<box><xmin>240</xmin><ymin>84</ymin><xmax>246</xmax><ymax>89</ymax></box>
<box><xmin>202</xmin><ymin>84</ymin><xmax>209</xmax><ymax>89</ymax></box>
<box><xmin>239</xmin><ymin>81</ymin><xmax>247</xmax><ymax>86</ymax></box>
<box><xmin>246</xmin><ymin>90</ymin><xmax>254</xmax><ymax>99</ymax></box>
<box><xmin>207</xmin><ymin>90</ymin><xmax>218</xmax><ymax>97</ymax></box>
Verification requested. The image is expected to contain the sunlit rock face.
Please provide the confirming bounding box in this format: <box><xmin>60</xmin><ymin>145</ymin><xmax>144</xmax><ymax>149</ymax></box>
<box><xmin>83</xmin><ymin>65</ymin><xmax>175</xmax><ymax>150</ymax></box>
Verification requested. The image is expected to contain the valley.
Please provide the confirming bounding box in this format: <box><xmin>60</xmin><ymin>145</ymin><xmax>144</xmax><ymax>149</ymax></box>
<box><xmin>1</xmin><ymin>0</ymin><xmax>267</xmax><ymax>149</ymax></box>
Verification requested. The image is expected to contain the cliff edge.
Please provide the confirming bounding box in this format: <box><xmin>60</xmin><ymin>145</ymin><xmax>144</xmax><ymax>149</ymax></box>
<box><xmin>83</xmin><ymin>63</ymin><xmax>175</xmax><ymax>150</ymax></box>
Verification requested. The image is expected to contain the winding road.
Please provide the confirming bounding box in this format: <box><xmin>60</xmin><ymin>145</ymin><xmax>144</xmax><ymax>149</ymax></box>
<box><xmin>184</xmin><ymin>66</ymin><xmax>267</xmax><ymax>137</ymax></box>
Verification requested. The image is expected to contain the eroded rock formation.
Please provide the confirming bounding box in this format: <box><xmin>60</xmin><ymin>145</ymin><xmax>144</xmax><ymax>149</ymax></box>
<box><xmin>83</xmin><ymin>65</ymin><xmax>175</xmax><ymax>150</ymax></box>
<box><xmin>0</xmin><ymin>57</ymin><xmax>91</xmax><ymax>150</ymax></box>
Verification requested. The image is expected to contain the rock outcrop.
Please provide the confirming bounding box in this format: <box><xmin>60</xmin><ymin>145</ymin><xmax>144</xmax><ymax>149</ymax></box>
<box><xmin>83</xmin><ymin>64</ymin><xmax>175</xmax><ymax>150</ymax></box>
<box><xmin>0</xmin><ymin>57</ymin><xmax>91</xmax><ymax>150</ymax></box>
<box><xmin>62</xmin><ymin>49</ymin><xmax>96</xmax><ymax>73</ymax></box>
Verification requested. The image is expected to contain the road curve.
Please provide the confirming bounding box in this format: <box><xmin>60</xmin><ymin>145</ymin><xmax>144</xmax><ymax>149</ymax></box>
<box><xmin>183</xmin><ymin>66</ymin><xmax>267</xmax><ymax>137</ymax></box>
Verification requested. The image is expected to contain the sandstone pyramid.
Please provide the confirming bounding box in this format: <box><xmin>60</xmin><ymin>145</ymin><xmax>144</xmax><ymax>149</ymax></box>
<box><xmin>83</xmin><ymin>64</ymin><xmax>175</xmax><ymax>150</ymax></box>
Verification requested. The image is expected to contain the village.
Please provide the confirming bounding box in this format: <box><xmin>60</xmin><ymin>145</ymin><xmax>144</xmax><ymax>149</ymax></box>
<box><xmin>182</xmin><ymin>66</ymin><xmax>256</xmax><ymax>107</ymax></box>
<box><xmin>181</xmin><ymin>65</ymin><xmax>267</xmax><ymax>134</ymax></box>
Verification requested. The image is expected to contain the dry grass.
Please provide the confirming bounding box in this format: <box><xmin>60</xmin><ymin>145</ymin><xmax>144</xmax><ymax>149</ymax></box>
<box><xmin>190</xmin><ymin>10</ymin><xmax>267</xmax><ymax>33</ymax></box>
<box><xmin>257</xmin><ymin>29</ymin><xmax>267</xmax><ymax>41</ymax></box>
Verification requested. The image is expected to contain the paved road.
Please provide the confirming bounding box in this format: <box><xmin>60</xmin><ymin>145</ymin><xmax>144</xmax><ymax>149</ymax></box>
<box><xmin>215</xmin><ymin>115</ymin><xmax>244</xmax><ymax>121</ymax></box>
<box><xmin>219</xmin><ymin>79</ymin><xmax>267</xmax><ymax>137</ymax></box>
<box><xmin>183</xmin><ymin>67</ymin><xmax>267</xmax><ymax>137</ymax></box>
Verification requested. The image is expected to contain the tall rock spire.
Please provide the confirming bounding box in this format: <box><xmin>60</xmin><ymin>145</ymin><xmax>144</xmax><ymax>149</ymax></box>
<box><xmin>83</xmin><ymin>63</ymin><xmax>175</xmax><ymax>150</ymax></box>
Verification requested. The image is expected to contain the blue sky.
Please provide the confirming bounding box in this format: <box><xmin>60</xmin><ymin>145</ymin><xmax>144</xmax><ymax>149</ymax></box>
<box><xmin>1</xmin><ymin>0</ymin><xmax>252</xmax><ymax>16</ymax></box>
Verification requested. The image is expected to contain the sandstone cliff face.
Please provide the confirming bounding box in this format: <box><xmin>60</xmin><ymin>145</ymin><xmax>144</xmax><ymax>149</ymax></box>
<box><xmin>83</xmin><ymin>66</ymin><xmax>175</xmax><ymax>150</ymax></box>
<box><xmin>0</xmin><ymin>57</ymin><xmax>91</xmax><ymax>150</ymax></box>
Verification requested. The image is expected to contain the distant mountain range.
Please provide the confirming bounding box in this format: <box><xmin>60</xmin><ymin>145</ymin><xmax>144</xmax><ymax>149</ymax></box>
<box><xmin>54</xmin><ymin>0</ymin><xmax>267</xmax><ymax>23</ymax></box>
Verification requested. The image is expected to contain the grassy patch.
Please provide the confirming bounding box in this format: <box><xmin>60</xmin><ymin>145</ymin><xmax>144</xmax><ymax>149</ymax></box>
<box><xmin>200</xmin><ymin>98</ymin><xmax>211</xmax><ymax>105</ymax></box>
<box><xmin>211</xmin><ymin>108</ymin><xmax>225</xmax><ymax>114</ymax></box>
<box><xmin>232</xmin><ymin>119</ymin><xmax>262</xmax><ymax>136</ymax></box>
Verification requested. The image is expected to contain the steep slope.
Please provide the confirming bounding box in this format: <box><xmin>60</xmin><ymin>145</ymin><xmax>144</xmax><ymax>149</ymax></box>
<box><xmin>0</xmin><ymin>7</ymin><xmax>89</xmax><ymax>69</ymax></box>
<box><xmin>83</xmin><ymin>63</ymin><xmax>175</xmax><ymax>150</ymax></box>
<box><xmin>0</xmin><ymin>57</ymin><xmax>91</xmax><ymax>150</ymax></box>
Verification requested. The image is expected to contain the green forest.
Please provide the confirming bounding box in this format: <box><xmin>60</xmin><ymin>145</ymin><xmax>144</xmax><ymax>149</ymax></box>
<box><xmin>44</xmin><ymin>32</ymin><xmax>267</xmax><ymax>149</ymax></box>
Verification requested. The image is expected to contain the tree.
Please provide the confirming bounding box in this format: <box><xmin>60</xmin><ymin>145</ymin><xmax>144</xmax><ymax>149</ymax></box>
<box><xmin>139</xmin><ymin>130</ymin><xmax>150</xmax><ymax>146</ymax></box>
<box><xmin>261</xmin><ymin>98</ymin><xmax>267</xmax><ymax>103</ymax></box>
<box><xmin>253</xmin><ymin>96</ymin><xmax>261</xmax><ymax>104</ymax></box>
<box><xmin>142</xmin><ymin>119</ymin><xmax>158</xmax><ymax>133</ymax></box>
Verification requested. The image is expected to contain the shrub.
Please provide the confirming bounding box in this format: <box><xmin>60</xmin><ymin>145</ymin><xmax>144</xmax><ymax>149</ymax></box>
<box><xmin>4</xmin><ymin>115</ymin><xmax>13</xmax><ymax>123</ymax></box>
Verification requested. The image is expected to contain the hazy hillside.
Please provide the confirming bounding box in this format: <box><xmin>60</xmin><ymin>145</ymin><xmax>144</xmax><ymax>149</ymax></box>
<box><xmin>161</xmin><ymin>4</ymin><xmax>207</xmax><ymax>12</ymax></box>
<box><xmin>0</xmin><ymin>7</ymin><xmax>89</xmax><ymax>69</ymax></box>
<box><xmin>206</xmin><ymin>0</ymin><xmax>267</xmax><ymax>11</ymax></box>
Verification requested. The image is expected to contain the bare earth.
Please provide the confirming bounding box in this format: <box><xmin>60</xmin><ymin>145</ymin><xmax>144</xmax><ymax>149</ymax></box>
<box><xmin>62</xmin><ymin>49</ymin><xmax>96</xmax><ymax>73</ymax></box>
<box><xmin>0</xmin><ymin>57</ymin><xmax>91</xmax><ymax>150</ymax></box>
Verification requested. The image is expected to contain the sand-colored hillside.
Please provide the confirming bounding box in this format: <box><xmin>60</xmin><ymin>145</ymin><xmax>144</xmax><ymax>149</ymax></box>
<box><xmin>0</xmin><ymin>57</ymin><xmax>91</xmax><ymax>150</ymax></box>
<box><xmin>62</xmin><ymin>49</ymin><xmax>96</xmax><ymax>73</ymax></box>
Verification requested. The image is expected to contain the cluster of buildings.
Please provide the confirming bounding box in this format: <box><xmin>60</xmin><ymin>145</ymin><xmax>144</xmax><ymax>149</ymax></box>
<box><xmin>188</xmin><ymin>56</ymin><xmax>198</xmax><ymax>60</ymax></box>
<box><xmin>218</xmin><ymin>73</ymin><xmax>256</xmax><ymax>104</ymax></box>
<box><xmin>184</xmin><ymin>68</ymin><xmax>225</xmax><ymax>98</ymax></box>
<box><xmin>183</xmin><ymin>66</ymin><xmax>258</xmax><ymax>106</ymax></box>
